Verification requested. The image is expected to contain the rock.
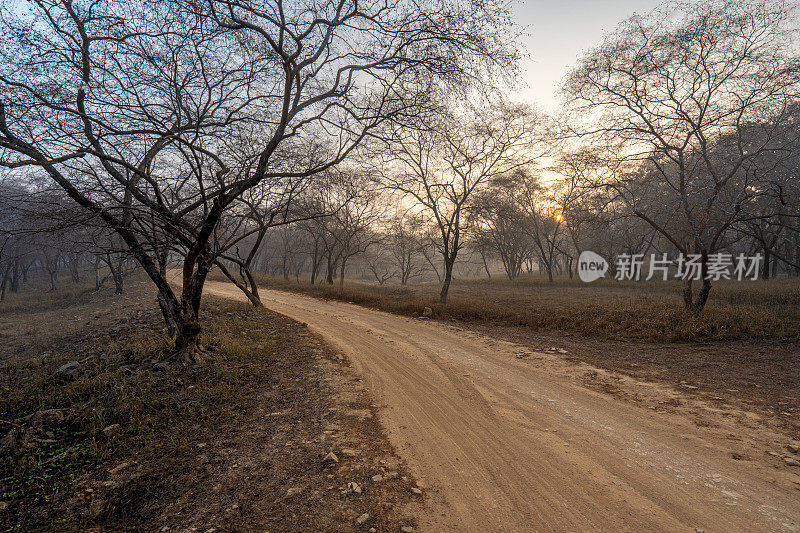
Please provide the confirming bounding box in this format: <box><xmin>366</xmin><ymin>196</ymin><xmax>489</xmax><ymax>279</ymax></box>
<box><xmin>286</xmin><ymin>487</ymin><xmax>303</xmax><ymax>497</ymax></box>
<box><xmin>322</xmin><ymin>451</ymin><xmax>339</xmax><ymax>466</ymax></box>
<box><xmin>0</xmin><ymin>501</ymin><xmax>8</xmax><ymax>511</ymax></box>
<box><xmin>422</xmin><ymin>307</ymin><xmax>433</xmax><ymax>318</ymax></box>
<box><xmin>369</xmin><ymin>529</ymin><xmax>377</xmax><ymax>533</ymax></box>
<box><xmin>356</xmin><ymin>512</ymin><xmax>370</xmax><ymax>525</ymax></box>
<box><xmin>102</xmin><ymin>424</ymin><xmax>122</xmax><ymax>438</ymax></box>
<box><xmin>556</xmin><ymin>348</ymin><xmax>568</xmax><ymax>354</ymax></box>
<box><xmin>411</xmin><ymin>487</ymin><xmax>422</xmax><ymax>495</ymax></box>
<box><xmin>25</xmin><ymin>408</ymin><xmax>67</xmax><ymax>430</ymax></box>
<box><xmin>340</xmin><ymin>448</ymin><xmax>359</xmax><ymax>457</ymax></box>
<box><xmin>51</xmin><ymin>361</ymin><xmax>79</xmax><ymax>383</ymax></box>
<box><xmin>787</xmin><ymin>444</ymin><xmax>799</xmax><ymax>454</ymax></box>
<box><xmin>108</xmin><ymin>462</ymin><xmax>130</xmax><ymax>475</ymax></box>
<box><xmin>785</xmin><ymin>457</ymin><xmax>800</xmax><ymax>467</ymax></box>
<box><xmin>371</xmin><ymin>474</ymin><xmax>383</xmax><ymax>482</ymax></box>
<box><xmin>342</xmin><ymin>482</ymin><xmax>362</xmax><ymax>495</ymax></box>
<box><xmin>401</xmin><ymin>527</ymin><xmax>414</xmax><ymax>533</ymax></box>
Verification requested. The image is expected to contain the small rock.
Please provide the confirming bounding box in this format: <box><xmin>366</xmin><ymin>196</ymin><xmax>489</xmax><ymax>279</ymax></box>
<box><xmin>422</xmin><ymin>307</ymin><xmax>433</xmax><ymax>318</ymax></box>
<box><xmin>286</xmin><ymin>487</ymin><xmax>302</xmax><ymax>497</ymax></box>
<box><xmin>0</xmin><ymin>501</ymin><xmax>8</xmax><ymax>511</ymax></box>
<box><xmin>411</xmin><ymin>487</ymin><xmax>422</xmax><ymax>495</ymax></box>
<box><xmin>401</xmin><ymin>527</ymin><xmax>414</xmax><ymax>533</ymax></box>
<box><xmin>322</xmin><ymin>451</ymin><xmax>339</xmax><ymax>466</ymax></box>
<box><xmin>51</xmin><ymin>361</ymin><xmax>79</xmax><ymax>383</ymax></box>
<box><xmin>108</xmin><ymin>462</ymin><xmax>130</xmax><ymax>475</ymax></box>
<box><xmin>342</xmin><ymin>481</ymin><xmax>362</xmax><ymax>495</ymax></box>
<box><xmin>369</xmin><ymin>529</ymin><xmax>377</xmax><ymax>533</ymax></box>
<box><xmin>785</xmin><ymin>457</ymin><xmax>800</xmax><ymax>467</ymax></box>
<box><xmin>356</xmin><ymin>512</ymin><xmax>370</xmax><ymax>525</ymax></box>
<box><xmin>371</xmin><ymin>474</ymin><xmax>383</xmax><ymax>482</ymax></box>
<box><xmin>787</xmin><ymin>444</ymin><xmax>799</xmax><ymax>454</ymax></box>
<box><xmin>25</xmin><ymin>408</ymin><xmax>67</xmax><ymax>430</ymax></box>
<box><xmin>340</xmin><ymin>448</ymin><xmax>359</xmax><ymax>457</ymax></box>
<box><xmin>102</xmin><ymin>424</ymin><xmax>122</xmax><ymax>438</ymax></box>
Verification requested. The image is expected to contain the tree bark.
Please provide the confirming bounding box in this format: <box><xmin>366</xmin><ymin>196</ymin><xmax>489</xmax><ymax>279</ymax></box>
<box><xmin>439</xmin><ymin>258</ymin><xmax>455</xmax><ymax>304</ymax></box>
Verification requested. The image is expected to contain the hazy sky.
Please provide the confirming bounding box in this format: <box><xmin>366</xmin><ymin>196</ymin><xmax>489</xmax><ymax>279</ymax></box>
<box><xmin>511</xmin><ymin>0</ymin><xmax>664</xmax><ymax>111</ymax></box>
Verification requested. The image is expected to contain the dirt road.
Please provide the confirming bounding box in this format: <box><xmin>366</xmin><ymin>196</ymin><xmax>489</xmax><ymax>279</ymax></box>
<box><xmin>207</xmin><ymin>282</ymin><xmax>800</xmax><ymax>532</ymax></box>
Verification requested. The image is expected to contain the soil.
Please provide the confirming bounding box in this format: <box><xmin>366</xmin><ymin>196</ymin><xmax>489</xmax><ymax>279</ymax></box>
<box><xmin>206</xmin><ymin>281</ymin><xmax>800</xmax><ymax>533</ymax></box>
<box><xmin>464</xmin><ymin>325</ymin><xmax>800</xmax><ymax>435</ymax></box>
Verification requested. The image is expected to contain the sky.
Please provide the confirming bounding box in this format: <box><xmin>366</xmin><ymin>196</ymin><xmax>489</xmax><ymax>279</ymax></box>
<box><xmin>510</xmin><ymin>0</ymin><xmax>664</xmax><ymax>112</ymax></box>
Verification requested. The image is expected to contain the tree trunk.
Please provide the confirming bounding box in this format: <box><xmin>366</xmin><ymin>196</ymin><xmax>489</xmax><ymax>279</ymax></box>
<box><xmin>763</xmin><ymin>247</ymin><xmax>771</xmax><ymax>280</ymax></box>
<box><xmin>110</xmin><ymin>259</ymin><xmax>124</xmax><ymax>294</ymax></box>
<box><xmin>0</xmin><ymin>266</ymin><xmax>9</xmax><ymax>301</ymax></box>
<box><xmin>216</xmin><ymin>261</ymin><xmax>263</xmax><ymax>307</ymax></box>
<box><xmin>9</xmin><ymin>260</ymin><xmax>19</xmax><ymax>293</ymax></box>
<box><xmin>338</xmin><ymin>256</ymin><xmax>347</xmax><ymax>294</ymax></box>
<box><xmin>691</xmin><ymin>278</ymin><xmax>712</xmax><ymax>316</ymax></box>
<box><xmin>310</xmin><ymin>247</ymin><xmax>319</xmax><ymax>285</ymax></box>
<box><xmin>439</xmin><ymin>258</ymin><xmax>454</xmax><ymax>304</ymax></box>
<box><xmin>682</xmin><ymin>277</ymin><xmax>694</xmax><ymax>310</ymax></box>
<box><xmin>70</xmin><ymin>259</ymin><xmax>80</xmax><ymax>283</ymax></box>
<box><xmin>481</xmin><ymin>253</ymin><xmax>492</xmax><ymax>279</ymax></box>
<box><xmin>682</xmin><ymin>253</ymin><xmax>712</xmax><ymax>317</ymax></box>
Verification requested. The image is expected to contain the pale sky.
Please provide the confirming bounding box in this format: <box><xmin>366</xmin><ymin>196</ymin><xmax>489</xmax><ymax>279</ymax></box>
<box><xmin>510</xmin><ymin>0</ymin><xmax>664</xmax><ymax>111</ymax></box>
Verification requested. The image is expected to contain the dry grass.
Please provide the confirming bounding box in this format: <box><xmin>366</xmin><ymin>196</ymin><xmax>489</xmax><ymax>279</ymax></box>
<box><xmin>0</xmin><ymin>280</ymin><xmax>100</xmax><ymax>314</ymax></box>
<box><xmin>256</xmin><ymin>274</ymin><xmax>800</xmax><ymax>342</ymax></box>
<box><xmin>0</xmin><ymin>289</ymin><xmax>291</xmax><ymax>529</ymax></box>
<box><xmin>1</xmin><ymin>280</ymin><xmax>418</xmax><ymax>532</ymax></box>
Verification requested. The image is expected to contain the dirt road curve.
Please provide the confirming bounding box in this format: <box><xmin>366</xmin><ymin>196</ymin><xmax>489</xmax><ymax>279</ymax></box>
<box><xmin>206</xmin><ymin>282</ymin><xmax>800</xmax><ymax>532</ymax></box>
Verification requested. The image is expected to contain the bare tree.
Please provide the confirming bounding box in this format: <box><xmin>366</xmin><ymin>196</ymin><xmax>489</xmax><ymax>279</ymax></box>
<box><xmin>375</xmin><ymin>101</ymin><xmax>538</xmax><ymax>303</ymax></box>
<box><xmin>563</xmin><ymin>0</ymin><xmax>800</xmax><ymax>314</ymax></box>
<box><xmin>0</xmin><ymin>0</ymin><xmax>514</xmax><ymax>361</ymax></box>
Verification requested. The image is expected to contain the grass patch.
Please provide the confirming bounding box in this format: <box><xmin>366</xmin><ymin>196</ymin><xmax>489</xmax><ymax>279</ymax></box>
<box><xmin>0</xmin><ymin>280</ymin><xmax>101</xmax><ymax>314</ymax></box>
<box><xmin>0</xmin><ymin>297</ymin><xmax>290</xmax><ymax>531</ymax></box>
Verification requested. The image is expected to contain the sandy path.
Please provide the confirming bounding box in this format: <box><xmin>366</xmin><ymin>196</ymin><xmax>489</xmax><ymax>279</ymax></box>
<box><xmin>207</xmin><ymin>282</ymin><xmax>800</xmax><ymax>532</ymax></box>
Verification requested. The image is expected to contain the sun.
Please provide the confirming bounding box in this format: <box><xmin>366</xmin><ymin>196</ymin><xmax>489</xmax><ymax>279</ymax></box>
<box><xmin>555</xmin><ymin>213</ymin><xmax>564</xmax><ymax>223</ymax></box>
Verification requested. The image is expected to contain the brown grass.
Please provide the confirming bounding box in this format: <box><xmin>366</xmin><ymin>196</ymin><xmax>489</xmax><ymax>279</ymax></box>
<box><xmin>0</xmin><ymin>289</ymin><xmax>292</xmax><ymax>529</ymax></box>
<box><xmin>1</xmin><ymin>280</ymin><xmax>419</xmax><ymax>532</ymax></box>
<box><xmin>255</xmin><ymin>274</ymin><xmax>800</xmax><ymax>342</ymax></box>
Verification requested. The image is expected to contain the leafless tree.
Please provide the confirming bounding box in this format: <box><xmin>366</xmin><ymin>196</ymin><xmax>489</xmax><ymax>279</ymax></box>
<box><xmin>374</xmin><ymin>101</ymin><xmax>539</xmax><ymax>303</ymax></box>
<box><xmin>0</xmin><ymin>0</ymin><xmax>515</xmax><ymax>361</ymax></box>
<box><xmin>563</xmin><ymin>0</ymin><xmax>800</xmax><ymax>314</ymax></box>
